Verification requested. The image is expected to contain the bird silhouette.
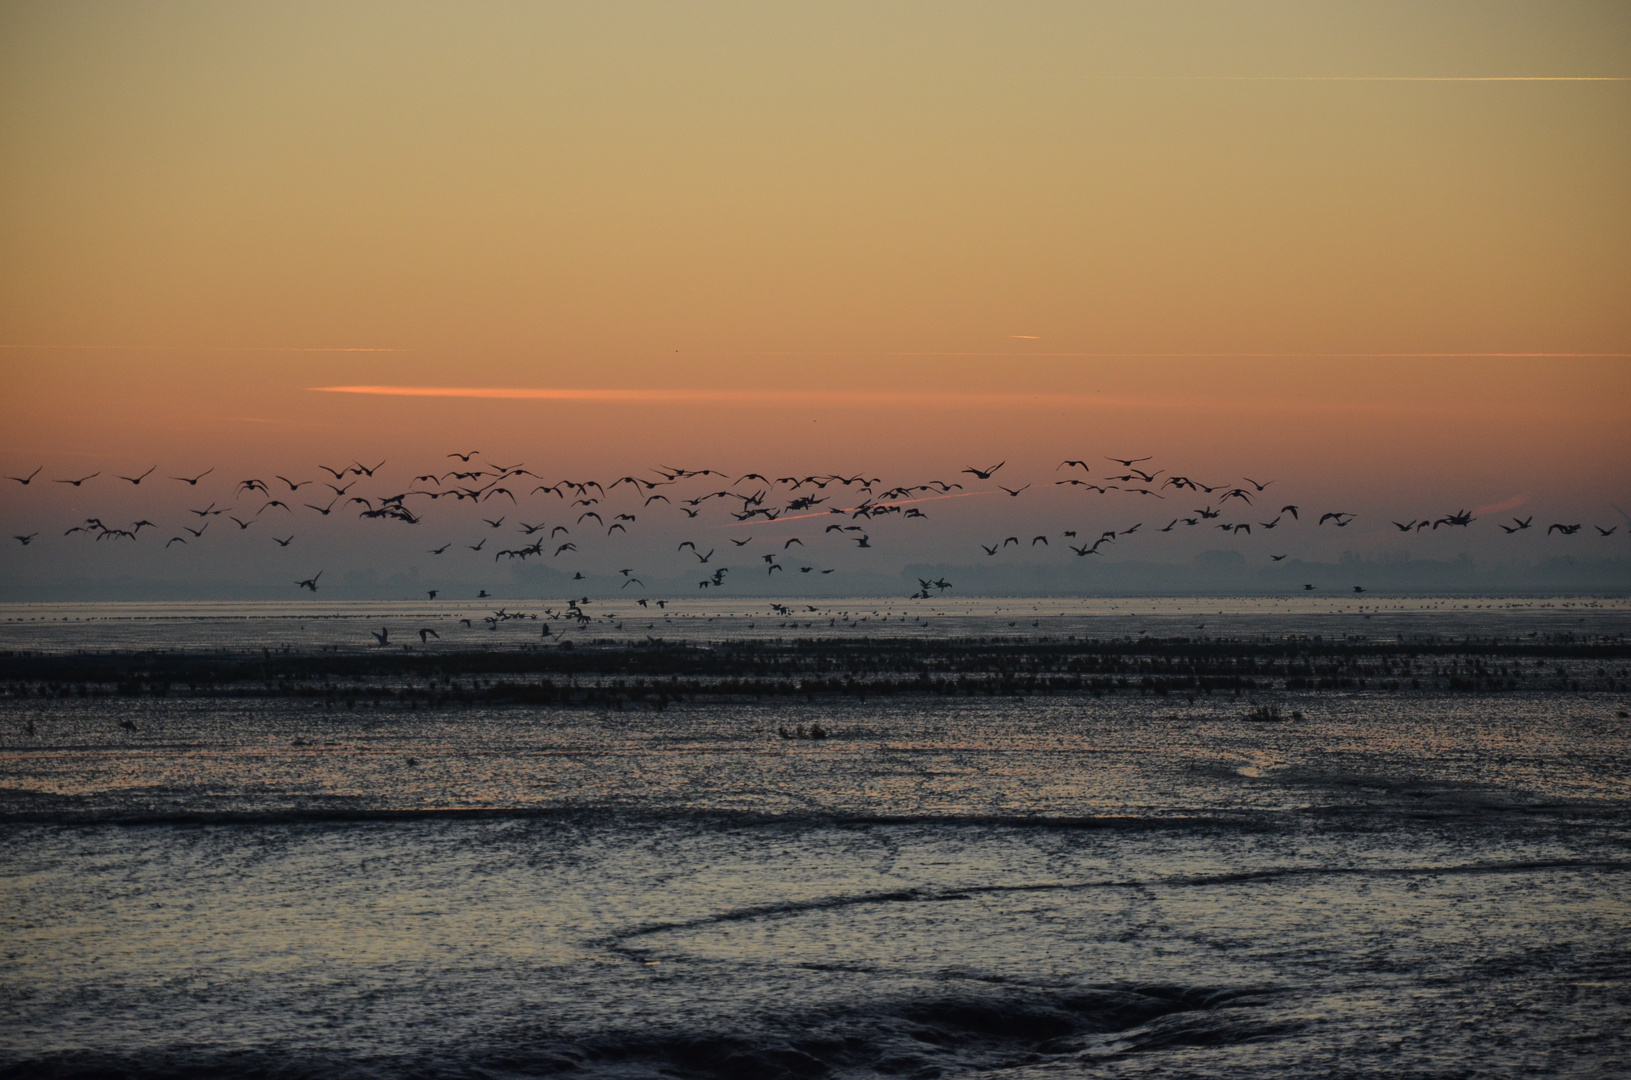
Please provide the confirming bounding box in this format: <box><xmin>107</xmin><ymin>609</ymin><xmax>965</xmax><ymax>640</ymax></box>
<box><xmin>55</xmin><ymin>472</ymin><xmax>99</xmax><ymax>486</ymax></box>
<box><xmin>272</xmin><ymin>535</ymin><xmax>293</xmax><ymax>547</ymax></box>
<box><xmin>14</xmin><ymin>533</ymin><xmax>39</xmax><ymax>545</ymax></box>
<box><xmin>7</xmin><ymin>467</ymin><xmax>42</xmax><ymax>485</ymax></box>
<box><xmin>418</xmin><ymin>628</ymin><xmax>439</xmax><ymax>642</ymax></box>
<box><xmin>295</xmin><ymin>572</ymin><xmax>322</xmax><ymax>591</ymax></box>
<box><xmin>371</xmin><ymin>627</ymin><xmax>389</xmax><ymax>645</ymax></box>
<box><xmin>961</xmin><ymin>462</ymin><xmax>1005</xmax><ymax>480</ymax></box>
<box><xmin>118</xmin><ymin>466</ymin><xmax>156</xmax><ymax>485</ymax></box>
<box><xmin>171</xmin><ymin>469</ymin><xmax>213</xmax><ymax>485</ymax></box>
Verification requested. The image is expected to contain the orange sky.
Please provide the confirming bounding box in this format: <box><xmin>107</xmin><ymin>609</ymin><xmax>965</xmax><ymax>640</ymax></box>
<box><xmin>1</xmin><ymin>2</ymin><xmax>1628</xmax><ymax>582</ymax></box>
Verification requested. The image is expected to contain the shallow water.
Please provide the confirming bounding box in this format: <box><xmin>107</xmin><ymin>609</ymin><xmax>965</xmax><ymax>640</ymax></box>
<box><xmin>2</xmin><ymin>601</ymin><xmax>1629</xmax><ymax>1078</ymax></box>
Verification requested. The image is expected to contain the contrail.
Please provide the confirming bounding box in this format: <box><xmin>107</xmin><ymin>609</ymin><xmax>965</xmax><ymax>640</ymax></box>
<box><xmin>751</xmin><ymin>351</ymin><xmax>1631</xmax><ymax>358</ymax></box>
<box><xmin>0</xmin><ymin>345</ymin><xmax>406</xmax><ymax>352</ymax></box>
<box><xmin>1064</xmin><ymin>75</ymin><xmax>1627</xmax><ymax>82</ymax></box>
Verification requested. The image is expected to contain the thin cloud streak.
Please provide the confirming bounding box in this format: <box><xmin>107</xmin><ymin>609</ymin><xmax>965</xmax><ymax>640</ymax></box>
<box><xmin>312</xmin><ymin>384</ymin><xmax>1460</xmax><ymax>415</ymax></box>
<box><xmin>0</xmin><ymin>345</ymin><xmax>407</xmax><ymax>352</ymax></box>
<box><xmin>750</xmin><ymin>351</ymin><xmax>1631</xmax><ymax>358</ymax></box>
<box><xmin>1063</xmin><ymin>75</ymin><xmax>1629</xmax><ymax>82</ymax></box>
<box><xmin>1474</xmin><ymin>494</ymin><xmax>1532</xmax><ymax>516</ymax></box>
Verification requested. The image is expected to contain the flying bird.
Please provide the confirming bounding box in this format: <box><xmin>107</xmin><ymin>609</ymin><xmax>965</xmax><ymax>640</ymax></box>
<box><xmin>171</xmin><ymin>469</ymin><xmax>213</xmax><ymax>485</ymax></box>
<box><xmin>961</xmin><ymin>462</ymin><xmax>1005</xmax><ymax>480</ymax></box>
<box><xmin>118</xmin><ymin>466</ymin><xmax>156</xmax><ymax>485</ymax></box>
<box><xmin>295</xmin><ymin>572</ymin><xmax>322</xmax><ymax>591</ymax></box>
<box><xmin>55</xmin><ymin>472</ymin><xmax>99</xmax><ymax>486</ymax></box>
<box><xmin>7</xmin><ymin>467</ymin><xmax>42</xmax><ymax>486</ymax></box>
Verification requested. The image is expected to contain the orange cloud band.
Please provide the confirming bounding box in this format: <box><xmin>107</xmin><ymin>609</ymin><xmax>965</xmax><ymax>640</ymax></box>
<box><xmin>308</xmin><ymin>385</ymin><xmax>1458</xmax><ymax>415</ymax></box>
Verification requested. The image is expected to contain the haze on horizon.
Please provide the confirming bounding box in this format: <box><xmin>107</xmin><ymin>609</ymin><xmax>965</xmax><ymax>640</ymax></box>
<box><xmin>1</xmin><ymin>1</ymin><xmax>1627</xmax><ymax>593</ymax></box>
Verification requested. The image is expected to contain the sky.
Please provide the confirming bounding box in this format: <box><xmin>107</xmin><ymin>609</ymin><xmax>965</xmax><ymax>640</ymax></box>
<box><xmin>1</xmin><ymin>1</ymin><xmax>1628</xmax><ymax>594</ymax></box>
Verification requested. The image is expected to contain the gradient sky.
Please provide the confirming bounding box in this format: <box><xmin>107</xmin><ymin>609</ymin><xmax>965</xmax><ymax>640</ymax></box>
<box><xmin>2</xmin><ymin>1</ymin><xmax>1628</xmax><ymax>585</ymax></box>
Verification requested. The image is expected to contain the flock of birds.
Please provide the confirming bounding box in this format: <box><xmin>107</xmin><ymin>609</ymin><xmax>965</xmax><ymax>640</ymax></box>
<box><xmin>5</xmin><ymin>455</ymin><xmax>1623</xmax><ymax>600</ymax></box>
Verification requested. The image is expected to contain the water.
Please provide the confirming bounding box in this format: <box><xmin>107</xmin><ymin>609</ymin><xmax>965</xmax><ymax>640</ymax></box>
<box><xmin>2</xmin><ymin>600</ymin><xmax>1629</xmax><ymax>1078</ymax></box>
